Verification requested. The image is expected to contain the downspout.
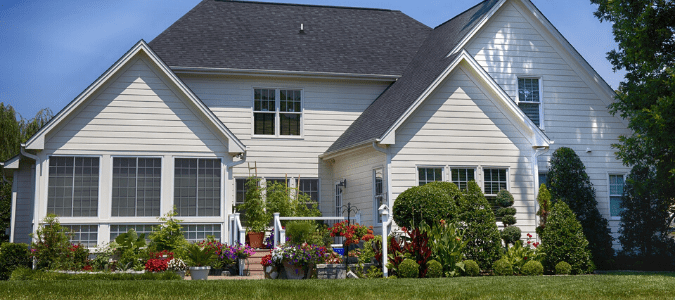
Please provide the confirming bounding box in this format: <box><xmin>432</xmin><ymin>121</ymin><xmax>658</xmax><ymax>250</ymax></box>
<box><xmin>21</xmin><ymin>144</ymin><xmax>40</xmax><ymax>244</ymax></box>
<box><xmin>373</xmin><ymin>141</ymin><xmax>394</xmax><ymax>277</ymax></box>
<box><xmin>532</xmin><ymin>146</ymin><xmax>549</xmax><ymax>239</ymax></box>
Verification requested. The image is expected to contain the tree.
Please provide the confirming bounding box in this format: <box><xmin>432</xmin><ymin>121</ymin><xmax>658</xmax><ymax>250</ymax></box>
<box><xmin>457</xmin><ymin>181</ymin><xmax>502</xmax><ymax>271</ymax></box>
<box><xmin>535</xmin><ymin>183</ymin><xmax>552</xmax><ymax>236</ymax></box>
<box><xmin>539</xmin><ymin>201</ymin><xmax>595</xmax><ymax>275</ymax></box>
<box><xmin>619</xmin><ymin>165</ymin><xmax>675</xmax><ymax>270</ymax></box>
<box><xmin>547</xmin><ymin>147</ymin><xmax>614</xmax><ymax>269</ymax></box>
<box><xmin>591</xmin><ymin>0</ymin><xmax>675</xmax><ymax>209</ymax></box>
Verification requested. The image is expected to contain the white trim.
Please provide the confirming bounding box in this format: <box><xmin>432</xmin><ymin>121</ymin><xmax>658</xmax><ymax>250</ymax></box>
<box><xmin>448</xmin><ymin>166</ymin><xmax>478</xmax><ymax>189</ymax></box>
<box><xmin>44</xmin><ymin>155</ymin><xmax>103</xmax><ymax>219</ymax></box>
<box><xmin>515</xmin><ymin>76</ymin><xmax>545</xmax><ymax>131</ymax></box>
<box><xmin>170</xmin><ymin>66</ymin><xmax>400</xmax><ymax>82</ymax></box>
<box><xmin>24</xmin><ymin>40</ymin><xmax>246</xmax><ymax>154</ymax></box>
<box><xmin>172</xmin><ymin>156</ymin><xmax>225</xmax><ymax>218</ymax></box>
<box><xmin>416</xmin><ymin>165</ymin><xmax>446</xmax><ymax>186</ymax></box>
<box><xmin>481</xmin><ymin>166</ymin><xmax>511</xmax><ymax>196</ymax></box>
<box><xmin>607</xmin><ymin>172</ymin><xmax>627</xmax><ymax>220</ymax></box>
<box><xmin>372</xmin><ymin>167</ymin><xmax>385</xmax><ymax>226</ymax></box>
<box><xmin>448</xmin><ymin>0</ymin><xmax>508</xmax><ymax>56</ymax></box>
<box><xmin>251</xmin><ymin>87</ymin><xmax>305</xmax><ymax>139</ymax></box>
<box><xmin>10</xmin><ymin>172</ymin><xmax>17</xmax><ymax>243</ymax></box>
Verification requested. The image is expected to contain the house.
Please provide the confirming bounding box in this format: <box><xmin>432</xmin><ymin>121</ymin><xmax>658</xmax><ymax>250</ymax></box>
<box><xmin>3</xmin><ymin>0</ymin><xmax>631</xmax><ymax>248</ymax></box>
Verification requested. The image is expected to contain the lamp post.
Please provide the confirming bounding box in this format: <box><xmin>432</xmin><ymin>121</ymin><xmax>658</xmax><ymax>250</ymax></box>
<box><xmin>379</xmin><ymin>204</ymin><xmax>392</xmax><ymax>278</ymax></box>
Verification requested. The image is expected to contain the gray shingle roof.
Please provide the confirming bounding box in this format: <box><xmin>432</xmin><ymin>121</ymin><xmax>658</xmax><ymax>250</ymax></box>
<box><xmin>326</xmin><ymin>0</ymin><xmax>500</xmax><ymax>154</ymax></box>
<box><xmin>149</xmin><ymin>0</ymin><xmax>431</xmax><ymax>76</ymax></box>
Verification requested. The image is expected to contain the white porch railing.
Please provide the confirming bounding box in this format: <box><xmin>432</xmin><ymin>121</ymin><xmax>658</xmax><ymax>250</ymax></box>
<box><xmin>228</xmin><ymin>213</ymin><xmax>246</xmax><ymax>246</ymax></box>
<box><xmin>273</xmin><ymin>213</ymin><xmax>361</xmax><ymax>248</ymax></box>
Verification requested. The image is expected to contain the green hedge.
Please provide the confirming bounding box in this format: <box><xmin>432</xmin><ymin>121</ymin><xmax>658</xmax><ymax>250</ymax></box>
<box><xmin>9</xmin><ymin>268</ymin><xmax>180</xmax><ymax>281</ymax></box>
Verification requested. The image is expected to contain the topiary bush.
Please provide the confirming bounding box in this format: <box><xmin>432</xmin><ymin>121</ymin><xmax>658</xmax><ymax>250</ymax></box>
<box><xmin>495</xmin><ymin>189</ymin><xmax>519</xmax><ymax>245</ymax></box>
<box><xmin>393</xmin><ymin>182</ymin><xmax>461</xmax><ymax>229</ymax></box>
<box><xmin>555</xmin><ymin>261</ymin><xmax>572</xmax><ymax>275</ymax></box>
<box><xmin>548</xmin><ymin>147</ymin><xmax>614</xmax><ymax>269</ymax></box>
<box><xmin>463</xmin><ymin>260</ymin><xmax>479</xmax><ymax>276</ymax></box>
<box><xmin>458</xmin><ymin>181</ymin><xmax>502</xmax><ymax>271</ymax></box>
<box><xmin>492</xmin><ymin>259</ymin><xmax>513</xmax><ymax>276</ymax></box>
<box><xmin>0</xmin><ymin>243</ymin><xmax>31</xmax><ymax>280</ymax></box>
<box><xmin>495</xmin><ymin>189</ymin><xmax>515</xmax><ymax>207</ymax></box>
<box><xmin>398</xmin><ymin>258</ymin><xmax>420</xmax><ymax>278</ymax></box>
<box><xmin>426</xmin><ymin>260</ymin><xmax>443</xmax><ymax>278</ymax></box>
<box><xmin>521</xmin><ymin>260</ymin><xmax>543</xmax><ymax>276</ymax></box>
<box><xmin>500</xmin><ymin>226</ymin><xmax>522</xmax><ymax>247</ymax></box>
<box><xmin>539</xmin><ymin>201</ymin><xmax>594</xmax><ymax>274</ymax></box>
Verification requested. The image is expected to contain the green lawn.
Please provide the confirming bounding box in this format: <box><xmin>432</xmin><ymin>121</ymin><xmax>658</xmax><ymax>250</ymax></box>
<box><xmin>2</xmin><ymin>273</ymin><xmax>675</xmax><ymax>300</ymax></box>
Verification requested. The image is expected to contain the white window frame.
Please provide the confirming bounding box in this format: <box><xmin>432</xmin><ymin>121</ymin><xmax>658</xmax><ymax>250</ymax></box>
<box><xmin>449</xmin><ymin>167</ymin><xmax>477</xmax><ymax>190</ymax></box>
<box><xmin>182</xmin><ymin>223</ymin><xmax>222</xmax><ymax>242</ymax></box>
<box><xmin>45</xmin><ymin>155</ymin><xmax>102</xmax><ymax>218</ymax></box>
<box><xmin>516</xmin><ymin>76</ymin><xmax>544</xmax><ymax>130</ymax></box>
<box><xmin>251</xmin><ymin>88</ymin><xmax>304</xmax><ymax>138</ymax></box>
<box><xmin>62</xmin><ymin>224</ymin><xmax>99</xmax><ymax>248</ymax></box>
<box><xmin>173</xmin><ymin>156</ymin><xmax>224</xmax><ymax>218</ymax></box>
<box><xmin>373</xmin><ymin>168</ymin><xmax>385</xmax><ymax>225</ymax></box>
<box><xmin>482</xmin><ymin>167</ymin><xmax>510</xmax><ymax>198</ymax></box>
<box><xmin>608</xmin><ymin>173</ymin><xmax>626</xmax><ymax>220</ymax></box>
<box><xmin>110</xmin><ymin>156</ymin><xmax>163</xmax><ymax>218</ymax></box>
<box><xmin>416</xmin><ymin>165</ymin><xmax>445</xmax><ymax>186</ymax></box>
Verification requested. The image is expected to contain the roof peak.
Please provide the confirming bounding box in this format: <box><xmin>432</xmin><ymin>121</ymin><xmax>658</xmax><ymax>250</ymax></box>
<box><xmin>214</xmin><ymin>0</ymin><xmax>398</xmax><ymax>13</ymax></box>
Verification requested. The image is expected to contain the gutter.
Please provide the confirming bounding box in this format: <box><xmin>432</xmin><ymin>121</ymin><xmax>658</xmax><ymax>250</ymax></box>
<box><xmin>20</xmin><ymin>144</ymin><xmax>40</xmax><ymax>244</ymax></box>
<box><xmin>171</xmin><ymin>66</ymin><xmax>400</xmax><ymax>82</ymax></box>
<box><xmin>532</xmin><ymin>145</ymin><xmax>549</xmax><ymax>240</ymax></box>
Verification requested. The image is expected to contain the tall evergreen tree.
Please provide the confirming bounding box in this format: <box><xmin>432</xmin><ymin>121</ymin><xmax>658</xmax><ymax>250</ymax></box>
<box><xmin>540</xmin><ymin>201</ymin><xmax>595</xmax><ymax>274</ymax></box>
<box><xmin>458</xmin><ymin>181</ymin><xmax>502</xmax><ymax>271</ymax></box>
<box><xmin>547</xmin><ymin>147</ymin><xmax>614</xmax><ymax>269</ymax></box>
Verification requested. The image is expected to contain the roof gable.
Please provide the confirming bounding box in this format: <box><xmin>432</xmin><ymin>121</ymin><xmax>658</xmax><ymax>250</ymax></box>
<box><xmin>25</xmin><ymin>40</ymin><xmax>245</xmax><ymax>154</ymax></box>
<box><xmin>148</xmin><ymin>0</ymin><xmax>431</xmax><ymax>76</ymax></box>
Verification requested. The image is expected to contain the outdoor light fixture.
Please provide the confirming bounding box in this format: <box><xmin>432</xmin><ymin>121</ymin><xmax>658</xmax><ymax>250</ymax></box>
<box><xmin>337</xmin><ymin>179</ymin><xmax>347</xmax><ymax>188</ymax></box>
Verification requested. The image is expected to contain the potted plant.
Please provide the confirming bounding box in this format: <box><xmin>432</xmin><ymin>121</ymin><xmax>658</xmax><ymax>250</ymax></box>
<box><xmin>239</xmin><ymin>177</ymin><xmax>269</xmax><ymax>248</ymax></box>
<box><xmin>271</xmin><ymin>243</ymin><xmax>327</xmax><ymax>279</ymax></box>
<box><xmin>167</xmin><ymin>258</ymin><xmax>188</xmax><ymax>279</ymax></box>
<box><xmin>186</xmin><ymin>243</ymin><xmax>215</xmax><ymax>280</ymax></box>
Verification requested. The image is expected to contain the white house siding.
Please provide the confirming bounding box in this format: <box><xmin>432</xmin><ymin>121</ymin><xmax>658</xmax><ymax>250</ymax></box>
<box><xmin>32</xmin><ymin>55</ymin><xmax>233</xmax><ymax>247</ymax></box>
<box><xmin>389</xmin><ymin>67</ymin><xmax>537</xmax><ymax>236</ymax></box>
<box><xmin>12</xmin><ymin>162</ymin><xmax>34</xmax><ymax>245</ymax></box>
<box><xmin>179</xmin><ymin>75</ymin><xmax>390</xmax><ymax>215</ymax></box>
<box><xmin>330</xmin><ymin>146</ymin><xmax>386</xmax><ymax>227</ymax></box>
<box><xmin>465</xmin><ymin>0</ymin><xmax>632</xmax><ymax>242</ymax></box>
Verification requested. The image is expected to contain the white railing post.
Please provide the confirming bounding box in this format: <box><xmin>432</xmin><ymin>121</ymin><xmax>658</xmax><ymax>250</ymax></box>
<box><xmin>273</xmin><ymin>213</ymin><xmax>281</xmax><ymax>247</ymax></box>
<box><xmin>379</xmin><ymin>204</ymin><xmax>391</xmax><ymax>278</ymax></box>
<box><xmin>228</xmin><ymin>214</ymin><xmax>234</xmax><ymax>244</ymax></box>
<box><xmin>235</xmin><ymin>213</ymin><xmax>245</xmax><ymax>245</ymax></box>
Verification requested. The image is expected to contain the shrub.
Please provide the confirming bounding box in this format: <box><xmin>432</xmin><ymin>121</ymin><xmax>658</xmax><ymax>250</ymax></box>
<box><xmin>239</xmin><ymin>177</ymin><xmax>269</xmax><ymax>232</ymax></box>
<box><xmin>463</xmin><ymin>260</ymin><xmax>479</xmax><ymax>276</ymax></box>
<box><xmin>555</xmin><ymin>261</ymin><xmax>572</xmax><ymax>275</ymax></box>
<box><xmin>502</xmin><ymin>237</ymin><xmax>542</xmax><ymax>275</ymax></box>
<box><xmin>149</xmin><ymin>210</ymin><xmax>188</xmax><ymax>254</ymax></box>
<box><xmin>521</xmin><ymin>260</ymin><xmax>543</xmax><ymax>276</ymax></box>
<box><xmin>0</xmin><ymin>243</ymin><xmax>31</xmax><ymax>280</ymax></box>
<box><xmin>492</xmin><ymin>259</ymin><xmax>513</xmax><ymax>276</ymax></box>
<box><xmin>547</xmin><ymin>147</ymin><xmax>614</xmax><ymax>268</ymax></box>
<box><xmin>536</xmin><ymin>184</ymin><xmax>552</xmax><ymax>236</ymax></box>
<box><xmin>539</xmin><ymin>201</ymin><xmax>594</xmax><ymax>274</ymax></box>
<box><xmin>619</xmin><ymin>165</ymin><xmax>675</xmax><ymax>270</ymax></box>
<box><xmin>458</xmin><ymin>181</ymin><xmax>502</xmax><ymax>271</ymax></box>
<box><xmin>398</xmin><ymin>259</ymin><xmax>419</xmax><ymax>278</ymax></box>
<box><xmin>421</xmin><ymin>220</ymin><xmax>466</xmax><ymax>277</ymax></box>
<box><xmin>393</xmin><ymin>182</ymin><xmax>460</xmax><ymax>229</ymax></box>
<box><xmin>495</xmin><ymin>189</ymin><xmax>514</xmax><ymax>207</ymax></box>
<box><xmin>266</xmin><ymin>181</ymin><xmax>321</xmax><ymax>223</ymax></box>
<box><xmin>426</xmin><ymin>260</ymin><xmax>442</xmax><ymax>278</ymax></box>
<box><xmin>286</xmin><ymin>221</ymin><xmax>317</xmax><ymax>245</ymax></box>
<box><xmin>501</xmin><ymin>226</ymin><xmax>521</xmax><ymax>246</ymax></box>
<box><xmin>31</xmin><ymin>215</ymin><xmax>72</xmax><ymax>270</ymax></box>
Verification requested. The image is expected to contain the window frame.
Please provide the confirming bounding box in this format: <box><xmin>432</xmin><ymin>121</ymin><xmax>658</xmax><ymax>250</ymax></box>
<box><xmin>482</xmin><ymin>167</ymin><xmax>510</xmax><ymax>198</ymax></box>
<box><xmin>608</xmin><ymin>173</ymin><xmax>626</xmax><ymax>220</ymax></box>
<box><xmin>416</xmin><ymin>166</ymin><xmax>445</xmax><ymax>186</ymax></box>
<box><xmin>62</xmin><ymin>224</ymin><xmax>99</xmax><ymax>248</ymax></box>
<box><xmin>449</xmin><ymin>167</ymin><xmax>477</xmax><ymax>191</ymax></box>
<box><xmin>110</xmin><ymin>156</ymin><xmax>163</xmax><ymax>218</ymax></box>
<box><xmin>46</xmin><ymin>155</ymin><xmax>102</xmax><ymax>218</ymax></box>
<box><xmin>516</xmin><ymin>76</ymin><xmax>544</xmax><ymax>130</ymax></box>
<box><xmin>251</xmin><ymin>88</ymin><xmax>304</xmax><ymax>139</ymax></box>
<box><xmin>173</xmin><ymin>157</ymin><xmax>224</xmax><ymax>217</ymax></box>
<box><xmin>373</xmin><ymin>168</ymin><xmax>385</xmax><ymax>225</ymax></box>
<box><xmin>182</xmin><ymin>223</ymin><xmax>222</xmax><ymax>243</ymax></box>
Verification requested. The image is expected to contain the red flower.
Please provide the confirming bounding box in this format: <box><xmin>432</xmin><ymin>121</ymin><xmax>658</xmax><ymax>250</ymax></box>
<box><xmin>524</xmin><ymin>257</ymin><xmax>528</xmax><ymax>260</ymax></box>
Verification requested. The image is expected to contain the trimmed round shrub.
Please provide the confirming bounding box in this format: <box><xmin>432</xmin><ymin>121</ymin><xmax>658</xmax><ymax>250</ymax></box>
<box><xmin>555</xmin><ymin>261</ymin><xmax>572</xmax><ymax>275</ymax></box>
<box><xmin>500</xmin><ymin>226</ymin><xmax>521</xmax><ymax>245</ymax></box>
<box><xmin>493</xmin><ymin>259</ymin><xmax>513</xmax><ymax>276</ymax></box>
<box><xmin>0</xmin><ymin>243</ymin><xmax>31</xmax><ymax>280</ymax></box>
<box><xmin>463</xmin><ymin>260</ymin><xmax>479</xmax><ymax>276</ymax></box>
<box><xmin>521</xmin><ymin>260</ymin><xmax>544</xmax><ymax>276</ymax></box>
<box><xmin>426</xmin><ymin>260</ymin><xmax>442</xmax><ymax>278</ymax></box>
<box><xmin>398</xmin><ymin>259</ymin><xmax>419</xmax><ymax>278</ymax></box>
<box><xmin>540</xmin><ymin>202</ymin><xmax>594</xmax><ymax>274</ymax></box>
<box><xmin>495</xmin><ymin>189</ymin><xmax>514</xmax><ymax>207</ymax></box>
<box><xmin>496</xmin><ymin>207</ymin><xmax>517</xmax><ymax>218</ymax></box>
<box><xmin>393</xmin><ymin>183</ymin><xmax>460</xmax><ymax>229</ymax></box>
<box><xmin>501</xmin><ymin>215</ymin><xmax>517</xmax><ymax>227</ymax></box>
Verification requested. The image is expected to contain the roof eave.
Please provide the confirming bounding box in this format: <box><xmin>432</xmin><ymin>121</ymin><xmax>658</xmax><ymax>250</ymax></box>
<box><xmin>171</xmin><ymin>66</ymin><xmax>401</xmax><ymax>82</ymax></box>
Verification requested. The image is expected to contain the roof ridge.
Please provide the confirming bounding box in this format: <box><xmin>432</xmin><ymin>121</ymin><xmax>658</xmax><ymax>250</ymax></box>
<box><xmin>214</xmin><ymin>0</ymin><xmax>399</xmax><ymax>12</ymax></box>
<box><xmin>434</xmin><ymin>0</ymin><xmax>490</xmax><ymax>29</ymax></box>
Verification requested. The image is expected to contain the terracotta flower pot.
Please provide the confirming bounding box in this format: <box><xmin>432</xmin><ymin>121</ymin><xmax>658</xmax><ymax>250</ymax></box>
<box><xmin>248</xmin><ymin>232</ymin><xmax>265</xmax><ymax>248</ymax></box>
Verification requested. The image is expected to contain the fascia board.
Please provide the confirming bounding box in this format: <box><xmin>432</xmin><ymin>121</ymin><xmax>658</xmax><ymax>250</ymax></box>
<box><xmin>171</xmin><ymin>66</ymin><xmax>400</xmax><ymax>82</ymax></box>
<box><xmin>447</xmin><ymin>0</ymin><xmax>508</xmax><ymax>57</ymax></box>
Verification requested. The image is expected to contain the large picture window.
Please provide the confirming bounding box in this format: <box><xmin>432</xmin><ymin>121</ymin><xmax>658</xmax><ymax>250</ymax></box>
<box><xmin>517</xmin><ymin>78</ymin><xmax>541</xmax><ymax>127</ymax></box>
<box><xmin>47</xmin><ymin>156</ymin><xmax>99</xmax><ymax>217</ymax></box>
<box><xmin>174</xmin><ymin>158</ymin><xmax>221</xmax><ymax>217</ymax></box>
<box><xmin>112</xmin><ymin>157</ymin><xmax>161</xmax><ymax>217</ymax></box>
<box><xmin>254</xmin><ymin>88</ymin><xmax>302</xmax><ymax>136</ymax></box>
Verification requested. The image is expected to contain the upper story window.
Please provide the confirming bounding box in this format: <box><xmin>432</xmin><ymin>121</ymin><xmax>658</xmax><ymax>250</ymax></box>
<box><xmin>609</xmin><ymin>174</ymin><xmax>625</xmax><ymax>217</ymax></box>
<box><xmin>112</xmin><ymin>157</ymin><xmax>161</xmax><ymax>217</ymax></box>
<box><xmin>450</xmin><ymin>168</ymin><xmax>475</xmax><ymax>190</ymax></box>
<box><xmin>418</xmin><ymin>167</ymin><xmax>443</xmax><ymax>186</ymax></box>
<box><xmin>254</xmin><ymin>88</ymin><xmax>302</xmax><ymax>136</ymax></box>
<box><xmin>48</xmin><ymin>156</ymin><xmax>99</xmax><ymax>217</ymax></box>
<box><xmin>517</xmin><ymin>78</ymin><xmax>541</xmax><ymax>127</ymax></box>
<box><xmin>174</xmin><ymin>158</ymin><xmax>221</xmax><ymax>217</ymax></box>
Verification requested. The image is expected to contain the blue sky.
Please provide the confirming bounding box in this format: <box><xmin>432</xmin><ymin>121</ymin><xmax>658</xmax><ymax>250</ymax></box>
<box><xmin>0</xmin><ymin>0</ymin><xmax>624</xmax><ymax>120</ymax></box>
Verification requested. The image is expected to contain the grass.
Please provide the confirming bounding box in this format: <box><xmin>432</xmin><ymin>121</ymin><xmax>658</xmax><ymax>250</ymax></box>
<box><xmin>2</xmin><ymin>273</ymin><xmax>675</xmax><ymax>299</ymax></box>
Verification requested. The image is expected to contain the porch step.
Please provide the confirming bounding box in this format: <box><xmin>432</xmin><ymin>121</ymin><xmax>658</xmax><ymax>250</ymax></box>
<box><xmin>244</xmin><ymin>249</ymin><xmax>270</xmax><ymax>277</ymax></box>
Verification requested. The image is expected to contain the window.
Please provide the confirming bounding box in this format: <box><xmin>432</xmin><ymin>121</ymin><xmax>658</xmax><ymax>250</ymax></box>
<box><xmin>64</xmin><ymin>225</ymin><xmax>98</xmax><ymax>248</ymax></box>
<box><xmin>609</xmin><ymin>175</ymin><xmax>625</xmax><ymax>217</ymax></box>
<box><xmin>110</xmin><ymin>224</ymin><xmax>156</xmax><ymax>241</ymax></box>
<box><xmin>374</xmin><ymin>168</ymin><xmax>385</xmax><ymax>224</ymax></box>
<box><xmin>112</xmin><ymin>157</ymin><xmax>161</xmax><ymax>217</ymax></box>
<box><xmin>517</xmin><ymin>78</ymin><xmax>541</xmax><ymax>127</ymax></box>
<box><xmin>538</xmin><ymin>173</ymin><xmax>548</xmax><ymax>187</ymax></box>
<box><xmin>418</xmin><ymin>167</ymin><xmax>443</xmax><ymax>186</ymax></box>
<box><xmin>235</xmin><ymin>177</ymin><xmax>319</xmax><ymax>204</ymax></box>
<box><xmin>174</xmin><ymin>158</ymin><xmax>221</xmax><ymax>217</ymax></box>
<box><xmin>47</xmin><ymin>157</ymin><xmax>99</xmax><ymax>217</ymax></box>
<box><xmin>298</xmin><ymin>178</ymin><xmax>319</xmax><ymax>203</ymax></box>
<box><xmin>183</xmin><ymin>224</ymin><xmax>221</xmax><ymax>242</ymax></box>
<box><xmin>484</xmin><ymin>168</ymin><xmax>508</xmax><ymax>202</ymax></box>
<box><xmin>450</xmin><ymin>168</ymin><xmax>475</xmax><ymax>190</ymax></box>
<box><xmin>254</xmin><ymin>88</ymin><xmax>302</xmax><ymax>136</ymax></box>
